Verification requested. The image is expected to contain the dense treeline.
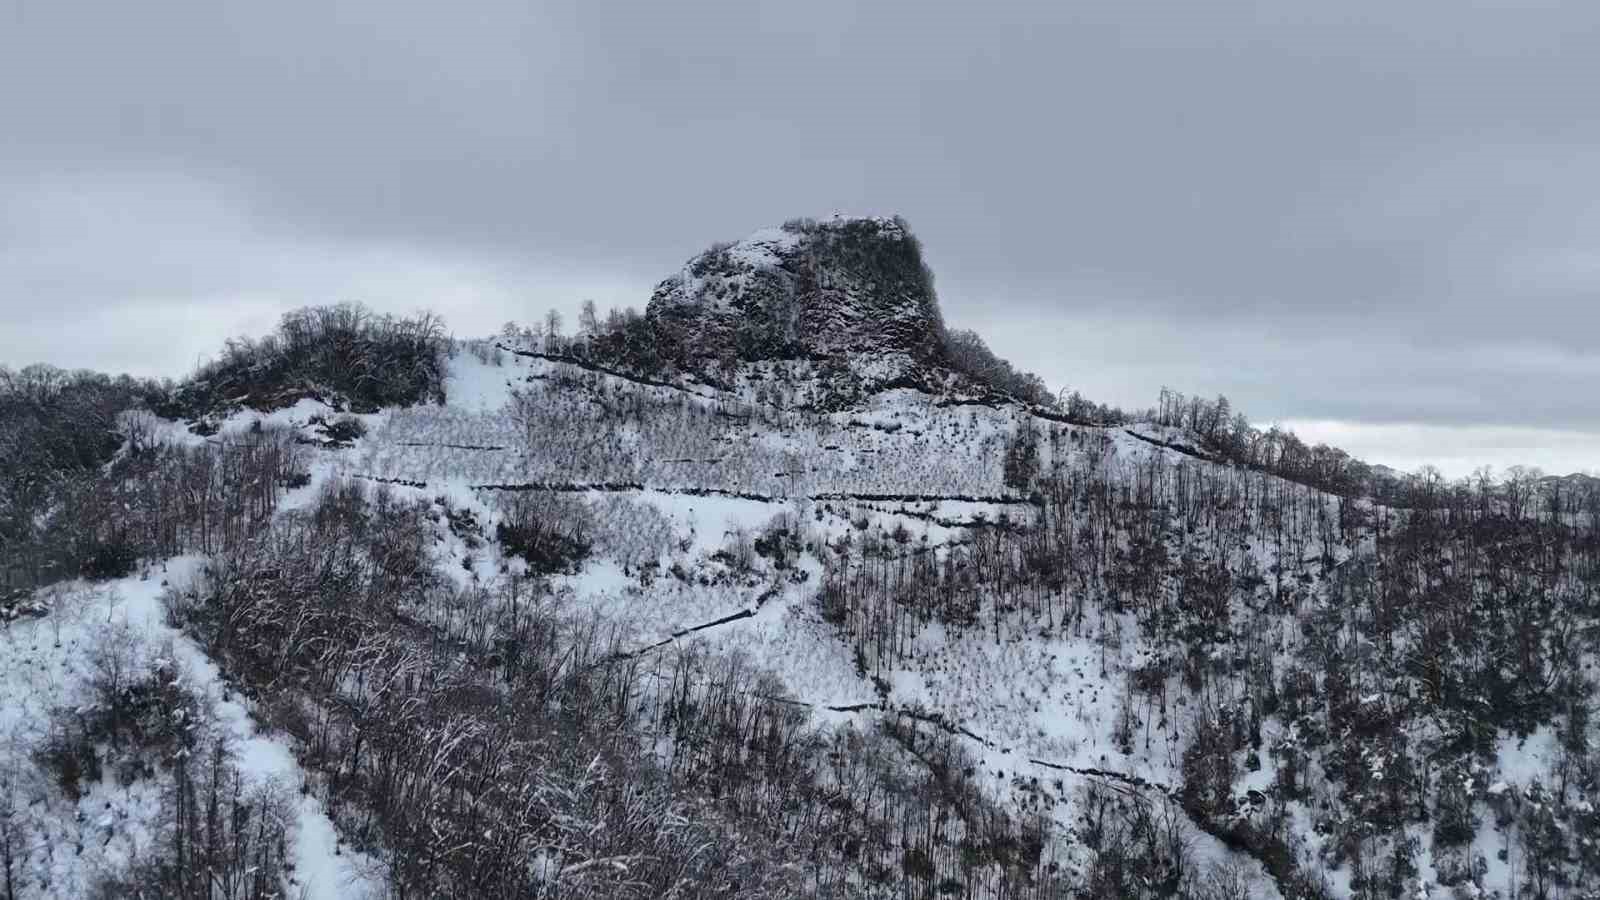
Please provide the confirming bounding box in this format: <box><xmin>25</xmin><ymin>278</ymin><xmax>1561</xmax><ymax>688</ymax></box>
<box><xmin>0</xmin><ymin>366</ymin><xmax>166</xmax><ymax>590</ymax></box>
<box><xmin>0</xmin><ymin>365</ymin><xmax>158</xmax><ymax>475</ymax></box>
<box><xmin>157</xmin><ymin>303</ymin><xmax>448</xmax><ymax>420</ymax></box>
<box><xmin>2</xmin><ymin>418</ymin><xmax>304</xmax><ymax>592</ymax></box>
<box><xmin>3</xmin><ymin>303</ymin><xmax>443</xmax><ymax>592</ymax></box>
<box><xmin>941</xmin><ymin>329</ymin><xmax>1057</xmax><ymax>408</ymax></box>
<box><xmin>1149</xmin><ymin>387</ymin><xmax>1376</xmax><ymax>496</ymax></box>
<box><xmin>1244</xmin><ymin>472</ymin><xmax>1600</xmax><ymax>895</ymax></box>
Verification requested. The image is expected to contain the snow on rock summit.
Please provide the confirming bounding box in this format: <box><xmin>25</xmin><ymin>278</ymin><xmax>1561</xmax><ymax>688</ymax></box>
<box><xmin>646</xmin><ymin>215</ymin><xmax>948</xmax><ymax>398</ymax></box>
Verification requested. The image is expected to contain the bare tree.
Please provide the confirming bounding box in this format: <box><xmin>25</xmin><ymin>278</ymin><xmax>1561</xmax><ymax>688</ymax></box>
<box><xmin>578</xmin><ymin>299</ymin><xmax>600</xmax><ymax>338</ymax></box>
<box><xmin>544</xmin><ymin>308</ymin><xmax>565</xmax><ymax>353</ymax></box>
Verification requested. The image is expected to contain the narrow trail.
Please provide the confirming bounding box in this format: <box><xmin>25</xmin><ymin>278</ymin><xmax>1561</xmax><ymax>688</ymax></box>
<box><xmin>596</xmin><ymin>604</ymin><xmax>1304</xmax><ymax>900</ymax></box>
<box><xmin>353</xmin><ymin>473</ymin><xmax>428</xmax><ymax>488</ymax></box>
<box><xmin>1121</xmin><ymin>427</ymin><xmax>1222</xmax><ymax>464</ymax></box>
<box><xmin>358</xmin><ymin>473</ymin><xmax>1037</xmax><ymax>508</ymax></box>
<box><xmin>602</xmin><ymin>596</ymin><xmax>1179</xmax><ymax>800</ymax></box>
<box><xmin>496</xmin><ymin>344</ymin><xmax>726</xmax><ymax>399</ymax></box>
<box><xmin>395</xmin><ymin>441</ymin><xmax>508</xmax><ymax>451</ymax></box>
<box><xmin>471</xmin><ymin>481</ymin><xmax>1036</xmax><ymax>506</ymax></box>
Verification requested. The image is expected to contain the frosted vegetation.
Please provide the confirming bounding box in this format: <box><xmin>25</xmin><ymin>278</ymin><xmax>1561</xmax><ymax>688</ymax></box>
<box><xmin>2</xmin><ymin>295</ymin><xmax>1599</xmax><ymax>899</ymax></box>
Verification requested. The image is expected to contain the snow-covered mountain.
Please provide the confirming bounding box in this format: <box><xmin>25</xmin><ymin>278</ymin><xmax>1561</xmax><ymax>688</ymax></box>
<box><xmin>2</xmin><ymin>220</ymin><xmax>1598</xmax><ymax>899</ymax></box>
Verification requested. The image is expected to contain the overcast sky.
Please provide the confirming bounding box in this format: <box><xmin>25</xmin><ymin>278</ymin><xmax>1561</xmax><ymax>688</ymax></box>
<box><xmin>3</xmin><ymin>0</ymin><xmax>1598</xmax><ymax>477</ymax></box>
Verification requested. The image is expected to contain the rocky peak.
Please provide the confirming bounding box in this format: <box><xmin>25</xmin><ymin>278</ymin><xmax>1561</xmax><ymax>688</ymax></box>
<box><xmin>645</xmin><ymin>216</ymin><xmax>946</xmax><ymax>391</ymax></box>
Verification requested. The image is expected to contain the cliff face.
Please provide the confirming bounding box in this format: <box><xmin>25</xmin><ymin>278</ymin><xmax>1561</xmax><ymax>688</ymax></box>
<box><xmin>645</xmin><ymin>216</ymin><xmax>946</xmax><ymax>394</ymax></box>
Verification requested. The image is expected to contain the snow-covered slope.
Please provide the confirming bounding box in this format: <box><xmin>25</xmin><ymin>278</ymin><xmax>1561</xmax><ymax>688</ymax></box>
<box><xmin>0</xmin><ymin>562</ymin><xmax>378</xmax><ymax>898</ymax></box>
<box><xmin>15</xmin><ymin>336</ymin><xmax>1596</xmax><ymax>897</ymax></box>
<box><xmin>6</xmin><ymin>225</ymin><xmax>1599</xmax><ymax>897</ymax></box>
<box><xmin>349</xmin><ymin>347</ymin><xmax>1597</xmax><ymax>899</ymax></box>
<box><xmin>356</xmin><ymin>347</ymin><xmax>1328</xmax><ymax>896</ymax></box>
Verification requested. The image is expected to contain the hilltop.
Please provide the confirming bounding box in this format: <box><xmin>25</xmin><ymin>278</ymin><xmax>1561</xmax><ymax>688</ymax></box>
<box><xmin>564</xmin><ymin>215</ymin><xmax>1049</xmax><ymax>409</ymax></box>
<box><xmin>646</xmin><ymin>216</ymin><xmax>949</xmax><ymax>394</ymax></box>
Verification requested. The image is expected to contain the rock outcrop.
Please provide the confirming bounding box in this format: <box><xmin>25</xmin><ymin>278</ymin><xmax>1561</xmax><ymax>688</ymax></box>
<box><xmin>645</xmin><ymin>216</ymin><xmax>947</xmax><ymax>397</ymax></box>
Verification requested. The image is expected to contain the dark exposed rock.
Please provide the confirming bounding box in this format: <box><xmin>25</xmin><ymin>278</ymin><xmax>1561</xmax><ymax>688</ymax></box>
<box><xmin>646</xmin><ymin>216</ymin><xmax>949</xmax><ymax>403</ymax></box>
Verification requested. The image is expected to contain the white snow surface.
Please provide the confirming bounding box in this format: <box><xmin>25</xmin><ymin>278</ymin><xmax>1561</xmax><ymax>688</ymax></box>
<box><xmin>0</xmin><ymin>565</ymin><xmax>378</xmax><ymax>898</ymax></box>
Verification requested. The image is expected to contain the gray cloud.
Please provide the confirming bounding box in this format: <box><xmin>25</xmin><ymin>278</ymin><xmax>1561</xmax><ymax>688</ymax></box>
<box><xmin>3</xmin><ymin>0</ymin><xmax>1599</xmax><ymax>472</ymax></box>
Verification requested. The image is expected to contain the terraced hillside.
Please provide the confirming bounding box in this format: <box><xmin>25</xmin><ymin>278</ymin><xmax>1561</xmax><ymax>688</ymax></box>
<box><xmin>3</xmin><ymin>221</ymin><xmax>1598</xmax><ymax>899</ymax></box>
